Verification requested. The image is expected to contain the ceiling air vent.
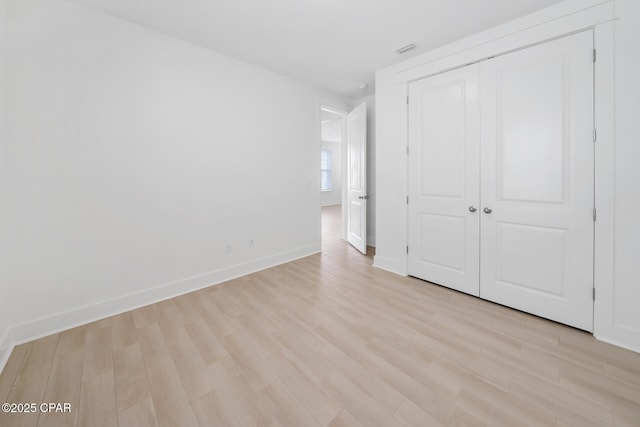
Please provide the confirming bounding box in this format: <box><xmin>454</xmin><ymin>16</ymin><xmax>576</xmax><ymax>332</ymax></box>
<box><xmin>395</xmin><ymin>43</ymin><xmax>416</xmax><ymax>55</ymax></box>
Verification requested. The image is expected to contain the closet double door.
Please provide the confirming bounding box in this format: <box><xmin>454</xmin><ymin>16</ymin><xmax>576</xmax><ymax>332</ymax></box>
<box><xmin>407</xmin><ymin>31</ymin><xmax>594</xmax><ymax>331</ymax></box>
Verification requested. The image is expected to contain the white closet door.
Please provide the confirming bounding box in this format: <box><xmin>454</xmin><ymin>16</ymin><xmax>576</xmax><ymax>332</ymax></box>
<box><xmin>408</xmin><ymin>65</ymin><xmax>480</xmax><ymax>296</ymax></box>
<box><xmin>480</xmin><ymin>31</ymin><xmax>594</xmax><ymax>331</ymax></box>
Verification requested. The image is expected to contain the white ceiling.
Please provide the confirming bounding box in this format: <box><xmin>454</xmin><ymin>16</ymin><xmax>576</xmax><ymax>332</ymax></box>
<box><xmin>71</xmin><ymin>0</ymin><xmax>566</xmax><ymax>99</ymax></box>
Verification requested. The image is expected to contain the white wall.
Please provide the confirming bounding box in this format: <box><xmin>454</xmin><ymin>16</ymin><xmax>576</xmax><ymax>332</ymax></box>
<box><xmin>374</xmin><ymin>65</ymin><xmax>406</xmax><ymax>271</ymax></box>
<box><xmin>0</xmin><ymin>0</ymin><xmax>350</xmax><ymax>356</ymax></box>
<box><xmin>601</xmin><ymin>0</ymin><xmax>640</xmax><ymax>345</ymax></box>
<box><xmin>0</xmin><ymin>0</ymin><xmax>10</xmax><ymax>365</ymax></box>
<box><xmin>320</xmin><ymin>139</ymin><xmax>342</xmax><ymax>207</ymax></box>
<box><xmin>375</xmin><ymin>0</ymin><xmax>640</xmax><ymax>352</ymax></box>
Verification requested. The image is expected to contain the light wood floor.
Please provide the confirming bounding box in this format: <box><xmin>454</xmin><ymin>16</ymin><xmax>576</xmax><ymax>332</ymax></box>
<box><xmin>1</xmin><ymin>205</ymin><xmax>639</xmax><ymax>426</ymax></box>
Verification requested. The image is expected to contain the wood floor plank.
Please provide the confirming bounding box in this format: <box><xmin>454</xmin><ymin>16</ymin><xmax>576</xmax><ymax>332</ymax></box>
<box><xmin>222</xmin><ymin>330</ymin><xmax>279</xmax><ymax>392</ymax></box>
<box><xmin>131</xmin><ymin>304</ymin><xmax>157</xmax><ymax>329</ymax></box>
<box><xmin>0</xmin><ymin>378</ymin><xmax>48</xmax><ymax>427</ymax></box>
<box><xmin>327</xmin><ymin>409</ymin><xmax>364</xmax><ymax>427</ymax></box>
<box><xmin>118</xmin><ymin>397</ymin><xmax>158</xmax><ymax>427</ymax></box>
<box><xmin>376</xmin><ymin>357</ymin><xmax>459</xmax><ymax>424</ymax></box>
<box><xmin>603</xmin><ymin>362</ymin><xmax>640</xmax><ymax>388</ymax></box>
<box><xmin>0</xmin><ymin>343</ymin><xmax>28</xmax><ymax>404</ymax></box>
<box><xmin>262</xmin><ymin>378</ymin><xmax>323</xmax><ymax>427</ymax></box>
<box><xmin>320</xmin><ymin>343</ymin><xmax>404</xmax><ymax>414</ymax></box>
<box><xmin>322</xmin><ymin>371</ymin><xmax>403</xmax><ymax>427</ymax></box>
<box><xmin>147</xmin><ymin>363</ymin><xmax>199</xmax><ymax>427</ymax></box>
<box><xmin>270</xmin><ymin>350</ymin><xmax>342</xmax><ymax>425</ymax></box>
<box><xmin>191</xmin><ymin>388</ymin><xmax>240</xmax><ymax>427</ymax></box>
<box><xmin>229</xmin><ymin>312</ymin><xmax>281</xmax><ymax>359</ymax></box>
<box><xmin>113</xmin><ymin>343</ymin><xmax>151</xmax><ymax>414</ymax></box>
<box><xmin>559</xmin><ymin>366</ymin><xmax>640</xmax><ymax>408</ymax></box>
<box><xmin>276</xmin><ymin>344</ymin><xmax>337</xmax><ymax>387</ymax></box>
<box><xmin>110</xmin><ymin>311</ymin><xmax>138</xmax><ymax>351</ymax></box>
<box><xmin>53</xmin><ymin>326</ymin><xmax>85</xmax><ymax>357</ymax></box>
<box><xmin>13</xmin><ymin>335</ymin><xmax>59</xmax><ymax>387</ymax></box>
<box><xmin>455</xmin><ymin>387</ymin><xmax>556</xmax><ymax>427</ymax></box>
<box><xmin>394</xmin><ymin>398</ymin><xmax>444</xmax><ymax>427</ymax></box>
<box><xmin>205</xmin><ymin>356</ymin><xmax>274</xmax><ymax>427</ymax></box>
<box><xmin>509</xmin><ymin>374</ymin><xmax>615</xmax><ymax>427</ymax></box>
<box><xmin>165</xmin><ymin>325</ymin><xmax>216</xmax><ymax>402</ymax></box>
<box><xmin>83</xmin><ymin>318</ymin><xmax>110</xmax><ymax>335</ymax></box>
<box><xmin>77</xmin><ymin>371</ymin><xmax>117</xmax><ymax>427</ymax></box>
<box><xmin>611</xmin><ymin>402</ymin><xmax>640</xmax><ymax>427</ymax></box>
<box><xmin>82</xmin><ymin>326</ymin><xmax>113</xmax><ymax>381</ymax></box>
<box><xmin>37</xmin><ymin>349</ymin><xmax>83</xmax><ymax>426</ymax></box>
<box><xmin>183</xmin><ymin>317</ymin><xmax>228</xmax><ymax>365</ymax></box>
<box><xmin>198</xmin><ymin>293</ymin><xmax>237</xmax><ymax>338</ymax></box>
<box><xmin>137</xmin><ymin>323</ymin><xmax>173</xmax><ymax>375</ymax></box>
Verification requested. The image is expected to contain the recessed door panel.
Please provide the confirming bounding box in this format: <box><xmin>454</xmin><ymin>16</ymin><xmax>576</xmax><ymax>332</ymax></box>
<box><xmin>496</xmin><ymin>222</ymin><xmax>566</xmax><ymax>296</ymax></box>
<box><xmin>408</xmin><ymin>65</ymin><xmax>480</xmax><ymax>296</ymax></box>
<box><xmin>349</xmin><ymin>201</ymin><xmax>362</xmax><ymax>238</ymax></box>
<box><xmin>420</xmin><ymin>213</ymin><xmax>466</xmax><ymax>272</ymax></box>
<box><xmin>420</xmin><ymin>81</ymin><xmax>466</xmax><ymax>198</ymax></box>
<box><xmin>480</xmin><ymin>30</ymin><xmax>594</xmax><ymax>331</ymax></box>
<box><xmin>498</xmin><ymin>58</ymin><xmax>566</xmax><ymax>203</ymax></box>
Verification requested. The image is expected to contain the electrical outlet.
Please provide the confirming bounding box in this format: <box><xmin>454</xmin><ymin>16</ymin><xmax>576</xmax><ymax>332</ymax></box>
<box><xmin>224</xmin><ymin>244</ymin><xmax>232</xmax><ymax>254</ymax></box>
<box><xmin>249</xmin><ymin>239</ymin><xmax>255</xmax><ymax>248</ymax></box>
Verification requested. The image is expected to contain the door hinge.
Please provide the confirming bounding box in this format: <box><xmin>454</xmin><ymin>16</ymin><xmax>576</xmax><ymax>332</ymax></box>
<box><xmin>406</xmin><ymin>96</ymin><xmax>409</xmax><ymax>105</ymax></box>
<box><xmin>406</xmin><ymin>245</ymin><xmax>409</xmax><ymax>254</ymax></box>
<box><xmin>406</xmin><ymin>196</ymin><xmax>409</xmax><ymax>204</ymax></box>
<box><xmin>593</xmin><ymin>288</ymin><xmax>596</xmax><ymax>301</ymax></box>
<box><xmin>593</xmin><ymin>49</ymin><xmax>596</xmax><ymax>63</ymax></box>
<box><xmin>406</xmin><ymin>145</ymin><xmax>409</xmax><ymax>155</ymax></box>
<box><xmin>593</xmin><ymin>128</ymin><xmax>597</xmax><ymax>142</ymax></box>
<box><xmin>593</xmin><ymin>208</ymin><xmax>597</xmax><ymax>221</ymax></box>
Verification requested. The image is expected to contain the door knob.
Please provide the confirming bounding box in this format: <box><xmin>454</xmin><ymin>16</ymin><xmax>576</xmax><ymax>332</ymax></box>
<box><xmin>469</xmin><ymin>206</ymin><xmax>477</xmax><ymax>213</ymax></box>
<box><xmin>483</xmin><ymin>207</ymin><xmax>492</xmax><ymax>214</ymax></box>
<box><xmin>358</xmin><ymin>196</ymin><xmax>369</xmax><ymax>200</ymax></box>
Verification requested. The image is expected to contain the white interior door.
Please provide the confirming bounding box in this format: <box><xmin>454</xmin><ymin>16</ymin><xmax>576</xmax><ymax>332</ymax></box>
<box><xmin>480</xmin><ymin>31</ymin><xmax>594</xmax><ymax>331</ymax></box>
<box><xmin>346</xmin><ymin>102</ymin><xmax>367</xmax><ymax>254</ymax></box>
<box><xmin>408</xmin><ymin>65</ymin><xmax>481</xmax><ymax>296</ymax></box>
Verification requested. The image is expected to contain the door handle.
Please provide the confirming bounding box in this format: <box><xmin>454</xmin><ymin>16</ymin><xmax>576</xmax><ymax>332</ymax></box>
<box><xmin>483</xmin><ymin>207</ymin><xmax>492</xmax><ymax>214</ymax></box>
<box><xmin>358</xmin><ymin>196</ymin><xmax>369</xmax><ymax>200</ymax></box>
<box><xmin>469</xmin><ymin>206</ymin><xmax>477</xmax><ymax>213</ymax></box>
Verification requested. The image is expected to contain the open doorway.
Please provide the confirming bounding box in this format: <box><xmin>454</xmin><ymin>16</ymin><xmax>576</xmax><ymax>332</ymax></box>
<box><xmin>319</xmin><ymin>103</ymin><xmax>369</xmax><ymax>254</ymax></box>
<box><xmin>320</xmin><ymin>106</ymin><xmax>346</xmax><ymax>249</ymax></box>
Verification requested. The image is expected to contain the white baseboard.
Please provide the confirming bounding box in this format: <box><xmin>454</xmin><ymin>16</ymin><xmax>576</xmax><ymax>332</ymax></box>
<box><xmin>0</xmin><ymin>327</ymin><xmax>14</xmax><ymax>375</ymax></box>
<box><xmin>0</xmin><ymin>244</ymin><xmax>320</xmax><ymax>374</ymax></box>
<box><xmin>593</xmin><ymin>332</ymin><xmax>640</xmax><ymax>354</ymax></box>
<box><xmin>0</xmin><ymin>348</ymin><xmax>12</xmax><ymax>377</ymax></box>
<box><xmin>372</xmin><ymin>255</ymin><xmax>407</xmax><ymax>276</ymax></box>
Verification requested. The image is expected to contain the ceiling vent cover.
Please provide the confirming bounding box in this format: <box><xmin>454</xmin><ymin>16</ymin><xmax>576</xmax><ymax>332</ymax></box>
<box><xmin>395</xmin><ymin>43</ymin><xmax>416</xmax><ymax>54</ymax></box>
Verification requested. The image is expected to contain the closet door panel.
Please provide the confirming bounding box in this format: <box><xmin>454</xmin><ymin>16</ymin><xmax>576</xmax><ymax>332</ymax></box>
<box><xmin>408</xmin><ymin>65</ymin><xmax>480</xmax><ymax>296</ymax></box>
<box><xmin>480</xmin><ymin>30</ymin><xmax>594</xmax><ymax>331</ymax></box>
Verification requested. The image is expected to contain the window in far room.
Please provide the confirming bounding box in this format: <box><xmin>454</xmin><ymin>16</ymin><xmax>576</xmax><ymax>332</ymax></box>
<box><xmin>321</xmin><ymin>149</ymin><xmax>332</xmax><ymax>191</ymax></box>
